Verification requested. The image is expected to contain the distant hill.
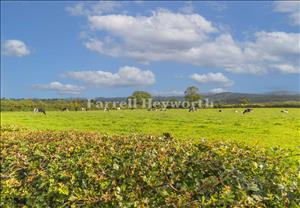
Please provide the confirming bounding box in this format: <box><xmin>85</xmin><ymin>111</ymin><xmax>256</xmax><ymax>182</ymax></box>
<box><xmin>95</xmin><ymin>92</ymin><xmax>300</xmax><ymax>104</ymax></box>
<box><xmin>94</xmin><ymin>97</ymin><xmax>128</xmax><ymax>102</ymax></box>
<box><xmin>206</xmin><ymin>92</ymin><xmax>300</xmax><ymax>104</ymax></box>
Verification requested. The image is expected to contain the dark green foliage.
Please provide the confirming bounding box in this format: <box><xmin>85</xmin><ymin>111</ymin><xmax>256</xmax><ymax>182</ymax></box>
<box><xmin>1</xmin><ymin>98</ymin><xmax>300</xmax><ymax>111</ymax></box>
<box><xmin>240</xmin><ymin>97</ymin><xmax>250</xmax><ymax>106</ymax></box>
<box><xmin>213</xmin><ymin>102</ymin><xmax>300</xmax><ymax>108</ymax></box>
<box><xmin>184</xmin><ymin>86</ymin><xmax>201</xmax><ymax>103</ymax></box>
<box><xmin>1</xmin><ymin>129</ymin><xmax>299</xmax><ymax>207</ymax></box>
<box><xmin>0</xmin><ymin>99</ymin><xmax>88</xmax><ymax>111</ymax></box>
<box><xmin>208</xmin><ymin>92</ymin><xmax>300</xmax><ymax>104</ymax></box>
<box><xmin>128</xmin><ymin>91</ymin><xmax>152</xmax><ymax>106</ymax></box>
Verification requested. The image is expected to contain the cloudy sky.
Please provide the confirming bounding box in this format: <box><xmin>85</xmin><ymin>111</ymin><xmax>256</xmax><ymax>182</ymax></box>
<box><xmin>1</xmin><ymin>1</ymin><xmax>299</xmax><ymax>98</ymax></box>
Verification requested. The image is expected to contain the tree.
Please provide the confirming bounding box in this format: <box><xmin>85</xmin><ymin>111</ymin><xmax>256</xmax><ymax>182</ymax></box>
<box><xmin>128</xmin><ymin>91</ymin><xmax>152</xmax><ymax>106</ymax></box>
<box><xmin>184</xmin><ymin>86</ymin><xmax>201</xmax><ymax>103</ymax></box>
<box><xmin>240</xmin><ymin>98</ymin><xmax>250</xmax><ymax>106</ymax></box>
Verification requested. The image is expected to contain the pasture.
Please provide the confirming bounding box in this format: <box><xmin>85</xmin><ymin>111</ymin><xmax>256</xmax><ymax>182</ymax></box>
<box><xmin>1</xmin><ymin>108</ymin><xmax>299</xmax><ymax>149</ymax></box>
<box><xmin>2</xmin><ymin>108</ymin><xmax>300</xmax><ymax>207</ymax></box>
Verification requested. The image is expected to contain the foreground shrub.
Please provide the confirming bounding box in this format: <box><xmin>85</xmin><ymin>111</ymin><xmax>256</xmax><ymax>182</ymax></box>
<box><xmin>0</xmin><ymin>124</ymin><xmax>27</xmax><ymax>132</ymax></box>
<box><xmin>1</xmin><ymin>130</ymin><xmax>299</xmax><ymax>207</ymax></box>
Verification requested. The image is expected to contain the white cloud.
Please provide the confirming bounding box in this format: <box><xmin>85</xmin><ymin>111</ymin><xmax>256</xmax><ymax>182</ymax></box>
<box><xmin>79</xmin><ymin>10</ymin><xmax>299</xmax><ymax>74</ymax></box>
<box><xmin>209</xmin><ymin>88</ymin><xmax>226</xmax><ymax>94</ymax></box>
<box><xmin>66</xmin><ymin>1</ymin><xmax>121</xmax><ymax>16</ymax></box>
<box><xmin>274</xmin><ymin>1</ymin><xmax>300</xmax><ymax>26</ymax></box>
<box><xmin>226</xmin><ymin>31</ymin><xmax>300</xmax><ymax>74</ymax></box>
<box><xmin>33</xmin><ymin>82</ymin><xmax>85</xmax><ymax>95</ymax></box>
<box><xmin>88</xmin><ymin>10</ymin><xmax>217</xmax><ymax>43</ymax></box>
<box><xmin>65</xmin><ymin>66</ymin><xmax>155</xmax><ymax>87</ymax></box>
<box><xmin>1</xmin><ymin>40</ymin><xmax>30</xmax><ymax>57</ymax></box>
<box><xmin>272</xmin><ymin>64</ymin><xmax>300</xmax><ymax>73</ymax></box>
<box><xmin>85</xmin><ymin>37</ymin><xmax>121</xmax><ymax>57</ymax></box>
<box><xmin>191</xmin><ymin>72</ymin><xmax>234</xmax><ymax>87</ymax></box>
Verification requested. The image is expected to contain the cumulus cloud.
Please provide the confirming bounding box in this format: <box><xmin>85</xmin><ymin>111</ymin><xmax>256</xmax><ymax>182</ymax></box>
<box><xmin>1</xmin><ymin>40</ymin><xmax>31</xmax><ymax>57</ymax></box>
<box><xmin>272</xmin><ymin>64</ymin><xmax>300</xmax><ymax>73</ymax></box>
<box><xmin>85</xmin><ymin>37</ymin><xmax>121</xmax><ymax>57</ymax></box>
<box><xmin>273</xmin><ymin>1</ymin><xmax>300</xmax><ymax>26</ymax></box>
<box><xmin>66</xmin><ymin>1</ymin><xmax>121</xmax><ymax>16</ymax></box>
<box><xmin>33</xmin><ymin>82</ymin><xmax>85</xmax><ymax>95</ymax></box>
<box><xmin>65</xmin><ymin>66</ymin><xmax>155</xmax><ymax>87</ymax></box>
<box><xmin>81</xmin><ymin>10</ymin><xmax>300</xmax><ymax>74</ymax></box>
<box><xmin>190</xmin><ymin>72</ymin><xmax>234</xmax><ymax>87</ymax></box>
<box><xmin>88</xmin><ymin>10</ymin><xmax>217</xmax><ymax>43</ymax></box>
<box><xmin>226</xmin><ymin>31</ymin><xmax>300</xmax><ymax>74</ymax></box>
<box><xmin>209</xmin><ymin>88</ymin><xmax>226</xmax><ymax>94</ymax></box>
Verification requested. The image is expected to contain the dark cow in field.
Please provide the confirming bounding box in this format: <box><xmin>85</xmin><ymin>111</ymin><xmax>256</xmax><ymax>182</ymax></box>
<box><xmin>148</xmin><ymin>107</ymin><xmax>157</xmax><ymax>111</ymax></box>
<box><xmin>219</xmin><ymin>109</ymin><xmax>222</xmax><ymax>112</ymax></box>
<box><xmin>33</xmin><ymin>108</ymin><xmax>46</xmax><ymax>115</ymax></box>
<box><xmin>189</xmin><ymin>106</ymin><xmax>197</xmax><ymax>112</ymax></box>
<box><xmin>61</xmin><ymin>107</ymin><xmax>69</xmax><ymax>112</ymax></box>
<box><xmin>243</xmin><ymin>108</ymin><xmax>252</xmax><ymax>114</ymax></box>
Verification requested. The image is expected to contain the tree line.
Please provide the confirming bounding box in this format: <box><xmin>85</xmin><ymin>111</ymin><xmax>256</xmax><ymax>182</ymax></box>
<box><xmin>1</xmin><ymin>86</ymin><xmax>299</xmax><ymax>111</ymax></box>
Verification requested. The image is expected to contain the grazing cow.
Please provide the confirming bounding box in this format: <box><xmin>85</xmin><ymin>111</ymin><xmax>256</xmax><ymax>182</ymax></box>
<box><xmin>281</xmin><ymin>110</ymin><xmax>289</xmax><ymax>113</ymax></box>
<box><xmin>219</xmin><ymin>109</ymin><xmax>222</xmax><ymax>112</ymax></box>
<box><xmin>148</xmin><ymin>106</ymin><xmax>157</xmax><ymax>111</ymax></box>
<box><xmin>33</xmin><ymin>108</ymin><xmax>46</xmax><ymax>115</ymax></box>
<box><xmin>104</xmin><ymin>107</ymin><xmax>109</xmax><ymax>111</ymax></box>
<box><xmin>243</xmin><ymin>108</ymin><xmax>252</xmax><ymax>114</ymax></box>
<box><xmin>189</xmin><ymin>106</ymin><xmax>197</xmax><ymax>112</ymax></box>
<box><xmin>62</xmin><ymin>107</ymin><xmax>69</xmax><ymax>112</ymax></box>
<box><xmin>81</xmin><ymin>107</ymin><xmax>86</xmax><ymax>111</ymax></box>
<box><xmin>234</xmin><ymin>110</ymin><xmax>239</xmax><ymax>113</ymax></box>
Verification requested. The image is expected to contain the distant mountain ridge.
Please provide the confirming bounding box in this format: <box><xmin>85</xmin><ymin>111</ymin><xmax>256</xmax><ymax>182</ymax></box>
<box><xmin>94</xmin><ymin>92</ymin><xmax>300</xmax><ymax>104</ymax></box>
<box><xmin>205</xmin><ymin>92</ymin><xmax>300</xmax><ymax>104</ymax></box>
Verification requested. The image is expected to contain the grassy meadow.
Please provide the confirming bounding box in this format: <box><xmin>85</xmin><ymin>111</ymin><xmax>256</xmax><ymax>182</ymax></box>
<box><xmin>1</xmin><ymin>108</ymin><xmax>300</xmax><ymax>149</ymax></box>
<box><xmin>2</xmin><ymin>108</ymin><xmax>300</xmax><ymax>206</ymax></box>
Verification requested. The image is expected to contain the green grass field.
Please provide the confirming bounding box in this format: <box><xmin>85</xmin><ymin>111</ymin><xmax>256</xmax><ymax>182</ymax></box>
<box><xmin>2</xmin><ymin>108</ymin><xmax>300</xmax><ymax>206</ymax></box>
<box><xmin>1</xmin><ymin>108</ymin><xmax>300</xmax><ymax>149</ymax></box>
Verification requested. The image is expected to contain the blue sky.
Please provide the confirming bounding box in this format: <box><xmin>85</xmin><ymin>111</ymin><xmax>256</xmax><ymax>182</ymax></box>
<box><xmin>1</xmin><ymin>1</ymin><xmax>299</xmax><ymax>98</ymax></box>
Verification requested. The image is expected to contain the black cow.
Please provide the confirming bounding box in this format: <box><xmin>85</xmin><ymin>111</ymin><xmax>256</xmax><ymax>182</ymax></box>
<box><xmin>243</xmin><ymin>108</ymin><xmax>252</xmax><ymax>114</ymax></box>
<box><xmin>189</xmin><ymin>106</ymin><xmax>197</xmax><ymax>112</ymax></box>
<box><xmin>34</xmin><ymin>108</ymin><xmax>46</xmax><ymax>115</ymax></box>
<box><xmin>148</xmin><ymin>107</ymin><xmax>157</xmax><ymax>111</ymax></box>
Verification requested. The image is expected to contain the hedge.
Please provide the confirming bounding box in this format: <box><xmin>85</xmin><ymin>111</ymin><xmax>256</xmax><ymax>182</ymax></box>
<box><xmin>1</xmin><ymin>128</ymin><xmax>299</xmax><ymax>207</ymax></box>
